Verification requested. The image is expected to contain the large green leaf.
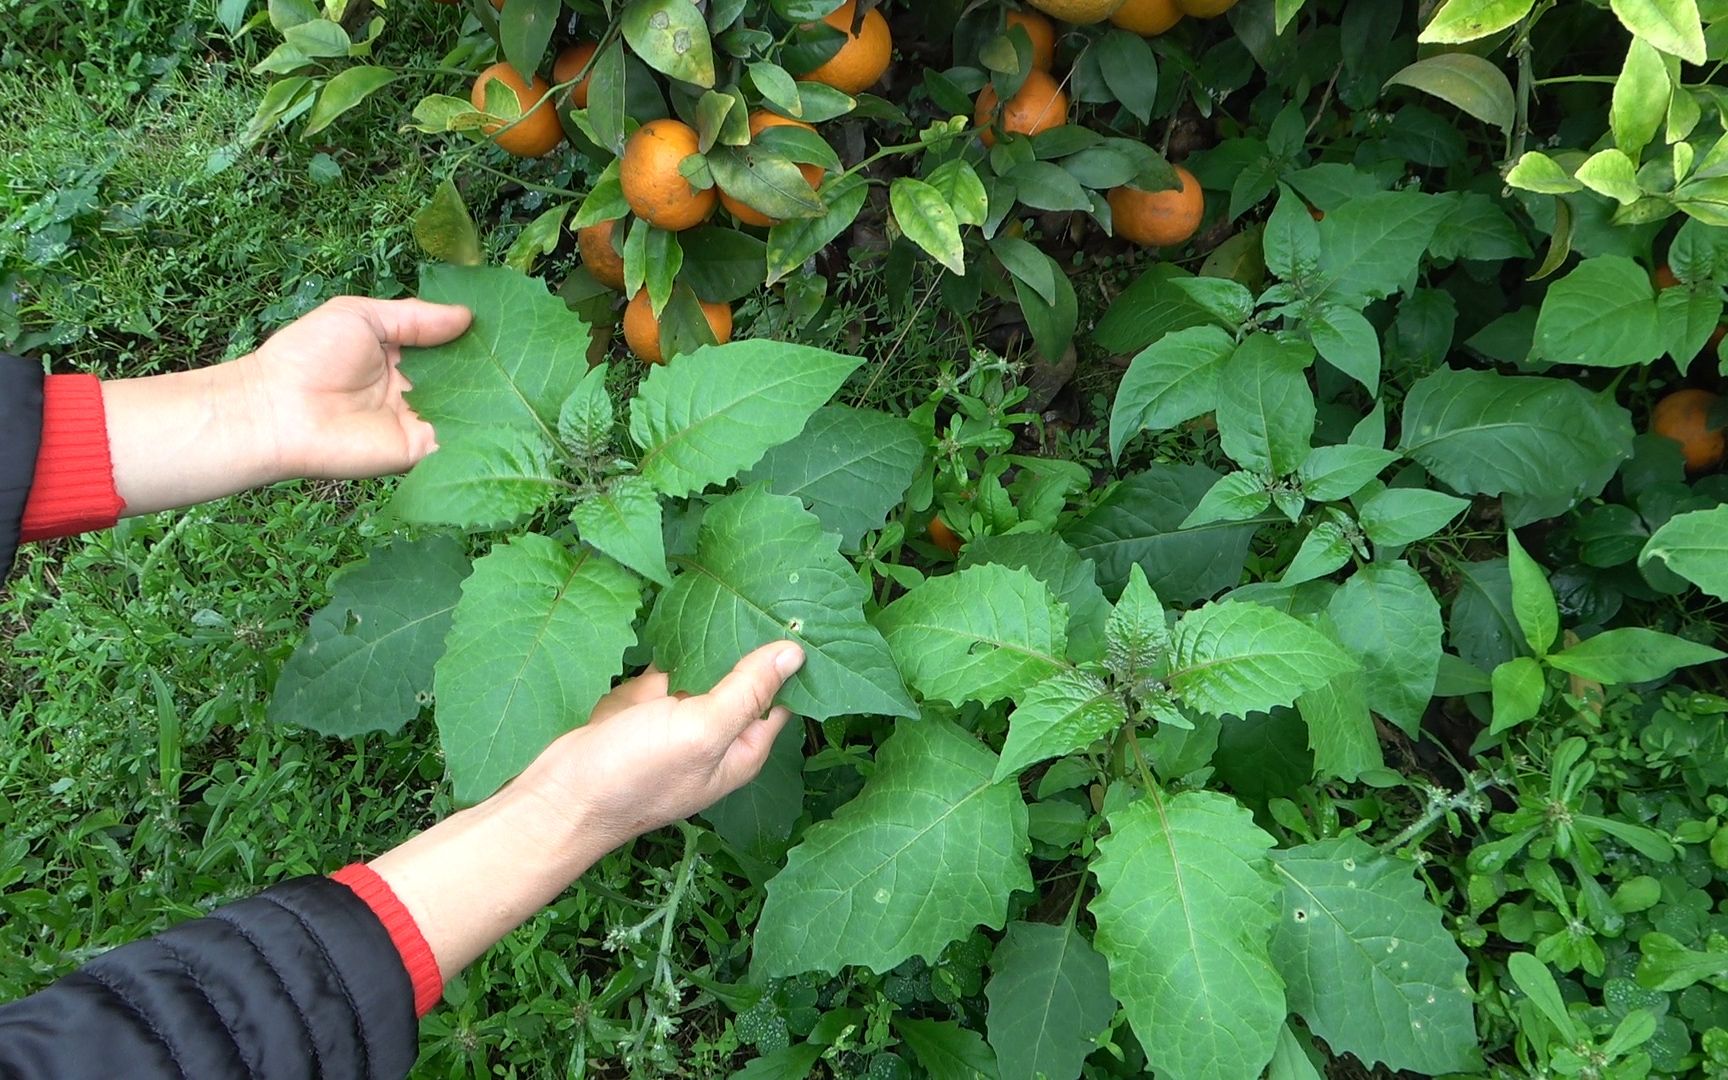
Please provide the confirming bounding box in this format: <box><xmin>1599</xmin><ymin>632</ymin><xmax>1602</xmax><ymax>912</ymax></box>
<box><xmin>1532</xmin><ymin>256</ymin><xmax>1664</xmax><ymax>367</ymax></box>
<box><xmin>435</xmin><ymin>534</ymin><xmax>641</xmax><ymax>803</ymax></box>
<box><xmin>875</xmin><ymin>564</ymin><xmax>1069</xmax><ymax>708</ymax></box>
<box><xmin>1170</xmin><ymin>602</ymin><xmax>1357</xmax><ymax>718</ymax></box>
<box><xmin>1449</xmin><ymin>558</ymin><xmax>1525</xmax><ymax>672</ymax></box>
<box><xmin>1108</xmin><ymin>326</ymin><xmax>1234</xmax><ymax>461</ymax></box>
<box><xmin>1091</xmin><ymin>791</ymin><xmax>1284</xmax><ymax>1080</ymax></box>
<box><xmin>1063</xmin><ymin>464</ymin><xmax>1260</xmax><ymax>602</ymax></box>
<box><xmin>1270</xmin><ymin>837</ymin><xmax>1478</xmax><ymax>1073</ymax></box>
<box><xmin>985</xmin><ymin>921</ymin><xmax>1118</xmax><ymax>1080</ymax></box>
<box><xmin>1546</xmin><ymin>628</ymin><xmax>1726</xmax><ymax>685</ymax></box>
<box><xmin>270</xmin><ymin>536</ymin><xmax>470</xmax><ymax>737</ymax></box>
<box><xmin>1397</xmin><ymin>367</ymin><xmax>1634</xmax><ymax>510</ymax></box>
<box><xmin>1325</xmin><ymin>563</ymin><xmax>1441</xmax><ymax>736</ymax></box>
<box><xmin>962</xmin><ymin>534</ymin><xmax>1112</xmax><ymax>663</ymax></box>
<box><xmin>994</xmin><ymin>671</ymin><xmax>1126</xmax><ymax>782</ymax></box>
<box><xmin>703</xmin><ymin>718</ymin><xmax>806</xmax><ymax>857</ymax></box>
<box><xmin>648</xmin><ymin>487</ymin><xmax>915</xmax><ymax>719</ymax></box>
<box><xmin>1316</xmin><ymin>191</ymin><xmax>1449</xmax><ymax>304</ymax></box>
<box><xmin>1610</xmin><ymin>0</ymin><xmax>1707</xmax><ymax>63</ymax></box>
<box><xmin>571</xmin><ymin>475</ymin><xmax>671</xmax><ymax>587</ymax></box>
<box><xmin>629</xmin><ymin>341</ymin><xmax>861</xmax><ymax>498</ymax></box>
<box><xmin>742</xmin><ymin>404</ymin><xmax>925</xmax><ymax>549</ymax></box>
<box><xmin>1640</xmin><ymin>506</ymin><xmax>1728</xmax><ymax>599</ymax></box>
<box><xmin>1297</xmin><ymin>662</ymin><xmax>1384</xmax><ymax>782</ymax></box>
<box><xmin>1216</xmin><ymin>333</ymin><xmax>1316</xmax><ymax>477</ymax></box>
<box><xmin>894</xmin><ymin>1018</ymin><xmax>1001</xmax><ymax>1080</ymax></box>
<box><xmin>753</xmin><ymin>719</ymin><xmax>1031</xmax><ymax>976</ymax></box>
<box><xmin>393</xmin><ymin>427</ymin><xmax>564</xmax><ymax>529</ymax></box>
<box><xmin>1419</xmin><ymin>0</ymin><xmax>1537</xmax><ymax>43</ymax></box>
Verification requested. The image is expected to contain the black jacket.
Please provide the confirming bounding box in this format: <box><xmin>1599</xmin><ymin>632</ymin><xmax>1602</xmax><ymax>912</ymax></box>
<box><xmin>1</xmin><ymin>355</ymin><xmax>420</xmax><ymax>1078</ymax></box>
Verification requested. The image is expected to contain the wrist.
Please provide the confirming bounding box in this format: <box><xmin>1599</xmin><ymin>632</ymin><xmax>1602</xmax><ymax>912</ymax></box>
<box><xmin>227</xmin><ymin>352</ymin><xmax>294</xmax><ymax>486</ymax></box>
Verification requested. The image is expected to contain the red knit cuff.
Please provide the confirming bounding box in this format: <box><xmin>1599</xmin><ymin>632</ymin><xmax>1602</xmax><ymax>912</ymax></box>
<box><xmin>20</xmin><ymin>374</ymin><xmax>125</xmax><ymax>542</ymax></box>
<box><xmin>331</xmin><ymin>864</ymin><xmax>444</xmax><ymax>1017</ymax></box>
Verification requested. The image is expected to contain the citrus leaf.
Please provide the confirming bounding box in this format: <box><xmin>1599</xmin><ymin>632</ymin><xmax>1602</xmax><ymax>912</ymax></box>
<box><xmin>1108</xmin><ymin>326</ymin><xmax>1234</xmax><ymax>462</ymax></box>
<box><xmin>412</xmin><ymin>179</ymin><xmax>483</xmax><ymax>266</ymax></box>
<box><xmin>629</xmin><ymin>341</ymin><xmax>861</xmax><ymax>498</ymax></box>
<box><xmin>985</xmin><ymin>921</ymin><xmax>1117</xmax><ymax>1080</ymax></box>
<box><xmin>1325</xmin><ymin>562</ymin><xmax>1442</xmax><ymax>736</ymax></box>
<box><xmin>1419</xmin><ymin>0</ymin><xmax>1536</xmax><ymax>43</ymax></box>
<box><xmin>708</xmin><ymin>143</ymin><xmax>827</xmax><ymax>220</ymax></box>
<box><xmin>435</xmin><ymin>535</ymin><xmax>641</xmax><ymax>803</ymax></box>
<box><xmin>995</xmin><ymin>671</ymin><xmax>1125</xmax><ymax>782</ymax></box>
<box><xmin>1546</xmin><ymin>628</ymin><xmax>1726</xmax><ymax>684</ymax></box>
<box><xmin>891</xmin><ymin>176</ymin><xmax>966</xmax><ymax>275</ymax></box>
<box><xmin>1640</xmin><ymin>506</ymin><xmax>1728</xmax><ymax>599</ymax></box>
<box><xmin>622</xmin><ymin>0</ymin><xmax>717</xmax><ymax>86</ymax></box>
<box><xmin>270</xmin><ymin>536</ymin><xmax>470</xmax><ymax>737</ymax></box>
<box><xmin>1170</xmin><ymin>601</ymin><xmax>1357</xmax><ymax>718</ymax></box>
<box><xmin>1609</xmin><ymin>0</ymin><xmax>1707</xmax><ymax>63</ymax></box>
<box><xmin>1385</xmin><ymin>53</ymin><xmax>1515</xmax><ymax>132</ymax></box>
<box><xmin>648</xmin><ymin>487</ymin><xmax>915</xmax><ymax>719</ymax></box>
<box><xmin>500</xmin><ymin>0</ymin><xmax>559</xmax><ymax>83</ymax></box>
<box><xmin>742</xmin><ymin>404</ymin><xmax>925</xmax><ymax>549</ymax></box>
<box><xmin>1612</xmin><ymin>37</ymin><xmax>1670</xmax><ymax>158</ymax></box>
<box><xmin>1091</xmin><ymin>791</ymin><xmax>1283</xmax><ymax>1080</ymax></box>
<box><xmin>753</xmin><ymin>719</ymin><xmax>1031</xmax><ymax>976</ymax></box>
<box><xmin>875</xmin><ymin>564</ymin><xmax>1069</xmax><ymax>708</ymax></box>
<box><xmin>767</xmin><ymin>173</ymin><xmax>869</xmax><ymax>284</ymax></box>
<box><xmin>304</xmin><ymin>65</ymin><xmax>397</xmax><ymax>136</ymax></box>
<box><xmin>1270</xmin><ymin>837</ymin><xmax>1479</xmax><ymax>1074</ymax></box>
<box><xmin>572</xmin><ymin>475</ymin><xmax>671</xmax><ymax>587</ymax></box>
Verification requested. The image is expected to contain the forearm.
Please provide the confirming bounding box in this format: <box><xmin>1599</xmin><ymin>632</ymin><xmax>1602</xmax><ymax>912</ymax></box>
<box><xmin>102</xmin><ymin>356</ymin><xmax>283</xmax><ymax>516</ymax></box>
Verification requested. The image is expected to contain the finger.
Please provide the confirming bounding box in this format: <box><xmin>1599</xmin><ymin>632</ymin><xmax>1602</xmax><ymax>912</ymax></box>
<box><xmin>590</xmin><ymin>668</ymin><xmax>671</xmax><ymax>724</ymax></box>
<box><xmin>713</xmin><ymin>707</ymin><xmax>794</xmax><ymax>793</ymax></box>
<box><xmin>691</xmin><ymin>641</ymin><xmax>804</xmax><ymax>746</ymax></box>
<box><xmin>336</xmin><ymin>297</ymin><xmax>474</xmax><ymax>347</ymax></box>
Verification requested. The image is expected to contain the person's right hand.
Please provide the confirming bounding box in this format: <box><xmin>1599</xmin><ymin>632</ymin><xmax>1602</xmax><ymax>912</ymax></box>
<box><xmin>515</xmin><ymin>641</ymin><xmax>807</xmax><ymax>847</ymax></box>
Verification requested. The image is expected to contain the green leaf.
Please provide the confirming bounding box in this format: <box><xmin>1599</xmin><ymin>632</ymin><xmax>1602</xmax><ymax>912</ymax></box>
<box><xmin>991</xmin><ymin>235</ymin><xmax>1058</xmax><ymax>306</ymax></box>
<box><xmin>505</xmin><ymin>204</ymin><xmax>570</xmax><ymax>274</ymax></box>
<box><xmin>930</xmin><ymin>159</ymin><xmax>989</xmax><ymax>227</ymax></box>
<box><xmin>742</xmin><ymin>404</ymin><xmax>924</xmax><ymax>549</ymax></box>
<box><xmin>1397</xmin><ymin>367</ymin><xmax>1635</xmax><ymax>508</ymax></box>
<box><xmin>270</xmin><ymin>536</ymin><xmax>470</xmax><ymax>737</ymax></box>
<box><xmin>1640</xmin><ymin>506</ymin><xmax>1728</xmax><ymax>599</ymax></box>
<box><xmin>708</xmin><ymin>144</ymin><xmax>826</xmax><ymax>221</ymax></box>
<box><xmin>986</xmin><ymin>921</ymin><xmax>1116</xmax><ymax>1080</ymax></box>
<box><xmin>1264</xmin><ymin>183</ymin><xmax>1320</xmax><ymax>280</ymax></box>
<box><xmin>767</xmin><ymin>173</ymin><xmax>868</xmax><ymax>285</ymax></box>
<box><xmin>648</xmin><ymin>487</ymin><xmax>914</xmax><ymax>720</ymax></box>
<box><xmin>1091</xmin><ymin>791</ymin><xmax>1283</xmax><ymax>1080</ymax></box>
<box><xmin>1609</xmin><ymin>0</ymin><xmax>1707</xmax><ymax>63</ymax></box>
<box><xmin>1108</xmin><ymin>326</ymin><xmax>1234</xmax><ymax>462</ymax></box>
<box><xmin>1270</xmin><ymin>837</ymin><xmax>1478</xmax><ymax>1074</ymax></box>
<box><xmin>1450</xmin><ymin>559</ymin><xmax>1526</xmax><ymax>672</ymax></box>
<box><xmin>1658</xmin><ymin>284</ymin><xmax>1724</xmax><ymax>367</ymax></box>
<box><xmin>1546</xmin><ymin>628</ymin><xmax>1726</xmax><ymax>685</ymax></box>
<box><xmin>392</xmin><ymin>427</ymin><xmax>563</xmax><ymax>529</ymax></box>
<box><xmin>1508</xmin><ymin>954</ymin><xmax>1580</xmax><ymax>1040</ymax></box>
<box><xmin>876</xmin><ymin>564</ymin><xmax>1069</xmax><ymax>708</ymax></box>
<box><xmin>622</xmin><ymin>0</ymin><xmax>717</xmax><ymax>86</ymax></box>
<box><xmin>1317</xmin><ymin>191</ymin><xmax>1449</xmax><ymax>304</ymax></box>
<box><xmin>1490</xmin><ymin>656</ymin><xmax>1546</xmax><ymax>734</ymax></box>
<box><xmin>730</xmin><ymin>1044</ymin><xmax>823</xmax><ymax>1080</ymax></box>
<box><xmin>1505</xmin><ymin>530</ymin><xmax>1559</xmax><ymax>656</ymax></box>
<box><xmin>754</xmin><ymin>719</ymin><xmax>1031</xmax><ymax>976</ymax></box>
<box><xmin>1612</xmin><ymin>37</ymin><xmax>1671</xmax><ymax>158</ymax></box>
<box><xmin>1182</xmin><ymin>471</ymin><xmax>1272</xmax><ymax>528</ymax></box>
<box><xmin>1635</xmin><ymin>933</ymin><xmax>1728</xmax><ymax>992</ymax></box>
<box><xmin>1505</xmin><ymin>151</ymin><xmax>1583</xmax><ymax>195</ymax></box>
<box><xmin>1325</xmin><ymin>562</ymin><xmax>1441</xmax><ymax>736</ymax></box>
<box><xmin>1574</xmin><ymin>149</ymin><xmax>1643</xmax><ymax>206</ymax></box>
<box><xmin>500</xmin><ymin>0</ymin><xmax>559</xmax><ymax>84</ymax></box>
<box><xmin>1063</xmin><ymin>464</ymin><xmax>1261</xmax><ymax>603</ymax></box>
<box><xmin>1095</xmin><ymin>29</ymin><xmax>1159</xmax><ymax>122</ymax></box>
<box><xmin>435</xmin><ymin>535</ymin><xmax>641</xmax><ymax>803</ymax></box>
<box><xmin>1007</xmin><ymin>161</ymin><xmax>1092</xmax><ymax>212</ymax></box>
<box><xmin>1095</xmin><ymin>266</ymin><xmax>1225</xmax><ymax>354</ymax></box>
<box><xmin>1384</xmin><ymin>53</ymin><xmax>1514</xmax><ymax>132</ymax></box>
<box><xmin>1105</xmin><ymin>564</ymin><xmax>1170</xmax><ymax>685</ymax></box>
<box><xmin>556</xmin><ymin>362</ymin><xmax>614</xmax><ymax>459</ymax></box>
<box><xmin>891</xmin><ymin>176</ymin><xmax>966</xmax><ymax>274</ymax></box>
<box><xmin>629</xmin><ymin>341</ymin><xmax>860</xmax><ymax>498</ymax></box>
<box><xmin>412</xmin><ymin>179</ymin><xmax>483</xmax><ymax>266</ymax></box>
<box><xmin>894</xmin><ymin>1018</ymin><xmax>1001</xmax><ymax>1080</ymax></box>
<box><xmin>1216</xmin><ymin>334</ymin><xmax>1316</xmax><ymax>477</ymax></box>
<box><xmin>1533</xmin><ymin>256</ymin><xmax>1664</xmax><ymax>367</ymax></box>
<box><xmin>1283</xmin><ymin>520</ymin><xmax>1353</xmax><ymax>585</ymax></box>
<box><xmin>1307</xmin><ymin>303</ymin><xmax>1381</xmax><ymax>392</ymax></box>
<box><xmin>572</xmin><ymin>476</ymin><xmax>671</xmax><ymax>587</ymax></box>
<box><xmin>1298</xmin><ymin>445</ymin><xmax>1399</xmax><ymax>503</ymax></box>
<box><xmin>995</xmin><ymin>671</ymin><xmax>1125</xmax><ymax>782</ymax></box>
<box><xmin>962</xmin><ymin>534</ymin><xmax>1112</xmax><ymax>664</ymax></box>
<box><xmin>1356</xmin><ymin>488</ymin><xmax>1469</xmax><ymax>549</ymax></box>
<box><xmin>303</xmin><ymin>65</ymin><xmax>397</xmax><ymax>136</ymax></box>
<box><xmin>1428</xmin><ymin>193</ymin><xmax>1532</xmax><ymax>262</ymax></box>
<box><xmin>1297</xmin><ymin>663</ymin><xmax>1383</xmax><ymax>781</ymax></box>
<box><xmin>704</xmin><ymin>718</ymin><xmax>805</xmax><ymax>857</ymax></box>
<box><xmin>1418</xmin><ymin>0</ymin><xmax>1536</xmax><ymax>43</ymax></box>
<box><xmin>1170</xmin><ymin>602</ymin><xmax>1357</xmax><ymax>718</ymax></box>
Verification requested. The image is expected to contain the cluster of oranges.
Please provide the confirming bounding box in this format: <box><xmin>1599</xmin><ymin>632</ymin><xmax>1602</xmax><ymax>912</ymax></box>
<box><xmin>975</xmin><ymin>3</ymin><xmax>1210</xmax><ymax>248</ymax></box>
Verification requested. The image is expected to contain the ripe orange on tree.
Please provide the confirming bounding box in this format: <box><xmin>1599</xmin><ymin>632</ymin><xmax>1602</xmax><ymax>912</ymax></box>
<box><xmin>721</xmin><ymin>112</ymin><xmax>827</xmax><ymax>227</ymax></box>
<box><xmin>553</xmin><ymin>42</ymin><xmax>598</xmax><ymax>108</ymax></box>
<box><xmin>623</xmin><ymin>291</ymin><xmax>733</xmax><ymax>364</ymax></box>
<box><xmin>1109</xmin><ymin>164</ymin><xmax>1204</xmax><ymax>247</ymax></box>
<box><xmin>577</xmin><ymin>220</ymin><xmax>627</xmax><ymax>291</ymax></box>
<box><xmin>470</xmin><ymin>62</ymin><xmax>564</xmax><ymax>157</ymax></box>
<box><xmin>1006</xmin><ymin>10</ymin><xmax>1057</xmax><ymax>71</ymax></box>
<box><xmin>1651</xmin><ymin>388</ymin><xmax>1726</xmax><ymax>473</ymax></box>
<box><xmin>975</xmin><ymin>68</ymin><xmax>1070</xmax><ymax>147</ymax></box>
<box><xmin>1025</xmin><ymin>0</ymin><xmax>1129</xmax><ymax>23</ymax></box>
<box><xmin>1174</xmin><ymin>0</ymin><xmax>1237</xmax><ymax>15</ymax></box>
<box><xmin>1110</xmin><ymin>0</ymin><xmax>1183</xmax><ymax>34</ymax></box>
<box><xmin>799</xmin><ymin>0</ymin><xmax>893</xmax><ymax>96</ymax></box>
<box><xmin>927</xmin><ymin>516</ymin><xmax>963</xmax><ymax>555</ymax></box>
<box><xmin>621</xmin><ymin>118</ymin><xmax>718</xmax><ymax>231</ymax></box>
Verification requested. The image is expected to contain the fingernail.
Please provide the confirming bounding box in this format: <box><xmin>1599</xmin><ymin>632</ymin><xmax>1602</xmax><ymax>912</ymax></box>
<box><xmin>774</xmin><ymin>643</ymin><xmax>805</xmax><ymax>677</ymax></box>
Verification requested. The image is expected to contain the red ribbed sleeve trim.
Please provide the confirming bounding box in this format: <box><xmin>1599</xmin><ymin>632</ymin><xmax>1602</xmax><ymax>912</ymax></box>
<box><xmin>331</xmin><ymin>863</ymin><xmax>444</xmax><ymax>1017</ymax></box>
<box><xmin>20</xmin><ymin>374</ymin><xmax>125</xmax><ymax>542</ymax></box>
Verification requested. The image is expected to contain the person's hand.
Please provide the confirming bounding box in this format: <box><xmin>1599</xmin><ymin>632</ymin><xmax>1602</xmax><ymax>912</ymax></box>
<box><xmin>515</xmin><ymin>641</ymin><xmax>808</xmax><ymax>848</ymax></box>
<box><xmin>240</xmin><ymin>296</ymin><xmax>472</xmax><ymax>481</ymax></box>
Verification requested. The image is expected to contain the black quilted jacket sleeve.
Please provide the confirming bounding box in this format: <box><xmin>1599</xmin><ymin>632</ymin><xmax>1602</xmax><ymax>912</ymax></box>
<box><xmin>0</xmin><ymin>876</ymin><xmax>419</xmax><ymax>1079</ymax></box>
<box><xmin>1</xmin><ymin>353</ymin><xmax>45</xmax><ymax>580</ymax></box>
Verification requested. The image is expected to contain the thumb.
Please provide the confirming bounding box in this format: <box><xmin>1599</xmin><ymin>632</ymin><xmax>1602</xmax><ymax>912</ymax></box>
<box><xmin>695</xmin><ymin>641</ymin><xmax>805</xmax><ymax>746</ymax></box>
<box><xmin>343</xmin><ymin>297</ymin><xmax>473</xmax><ymax>347</ymax></box>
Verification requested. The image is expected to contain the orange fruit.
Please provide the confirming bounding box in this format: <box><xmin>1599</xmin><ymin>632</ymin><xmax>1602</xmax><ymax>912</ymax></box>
<box><xmin>1026</xmin><ymin>0</ymin><xmax>1128</xmax><ymax>21</ymax></box>
<box><xmin>974</xmin><ymin>68</ymin><xmax>1070</xmax><ymax>147</ymax></box>
<box><xmin>1109</xmin><ymin>164</ymin><xmax>1204</xmax><ymax>247</ymax></box>
<box><xmin>1006</xmin><ymin>10</ymin><xmax>1057</xmax><ymax>71</ymax></box>
<box><xmin>799</xmin><ymin>0</ymin><xmax>893</xmax><ymax>96</ymax></box>
<box><xmin>1652</xmin><ymin>388</ymin><xmax>1726</xmax><ymax>473</ymax></box>
<box><xmin>1174</xmin><ymin>0</ymin><xmax>1235</xmax><ymax>15</ymax></box>
<box><xmin>1655</xmin><ymin>263</ymin><xmax>1682</xmax><ymax>290</ymax></box>
<box><xmin>1110</xmin><ymin>0</ymin><xmax>1182</xmax><ymax>34</ymax></box>
<box><xmin>623</xmin><ymin>291</ymin><xmax>733</xmax><ymax>364</ymax></box>
<box><xmin>720</xmin><ymin>112</ymin><xmax>827</xmax><ymax>227</ymax></box>
<box><xmin>470</xmin><ymin>62</ymin><xmax>563</xmax><ymax>157</ymax></box>
<box><xmin>578</xmin><ymin>220</ymin><xmax>626</xmax><ymax>291</ymax></box>
<box><xmin>621</xmin><ymin>118</ymin><xmax>718</xmax><ymax>231</ymax></box>
<box><xmin>553</xmin><ymin>42</ymin><xmax>599</xmax><ymax>108</ymax></box>
<box><xmin>928</xmin><ymin>516</ymin><xmax>963</xmax><ymax>555</ymax></box>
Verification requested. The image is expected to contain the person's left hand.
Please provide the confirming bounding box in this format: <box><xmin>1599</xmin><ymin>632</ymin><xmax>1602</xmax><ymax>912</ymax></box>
<box><xmin>242</xmin><ymin>297</ymin><xmax>472</xmax><ymax>481</ymax></box>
